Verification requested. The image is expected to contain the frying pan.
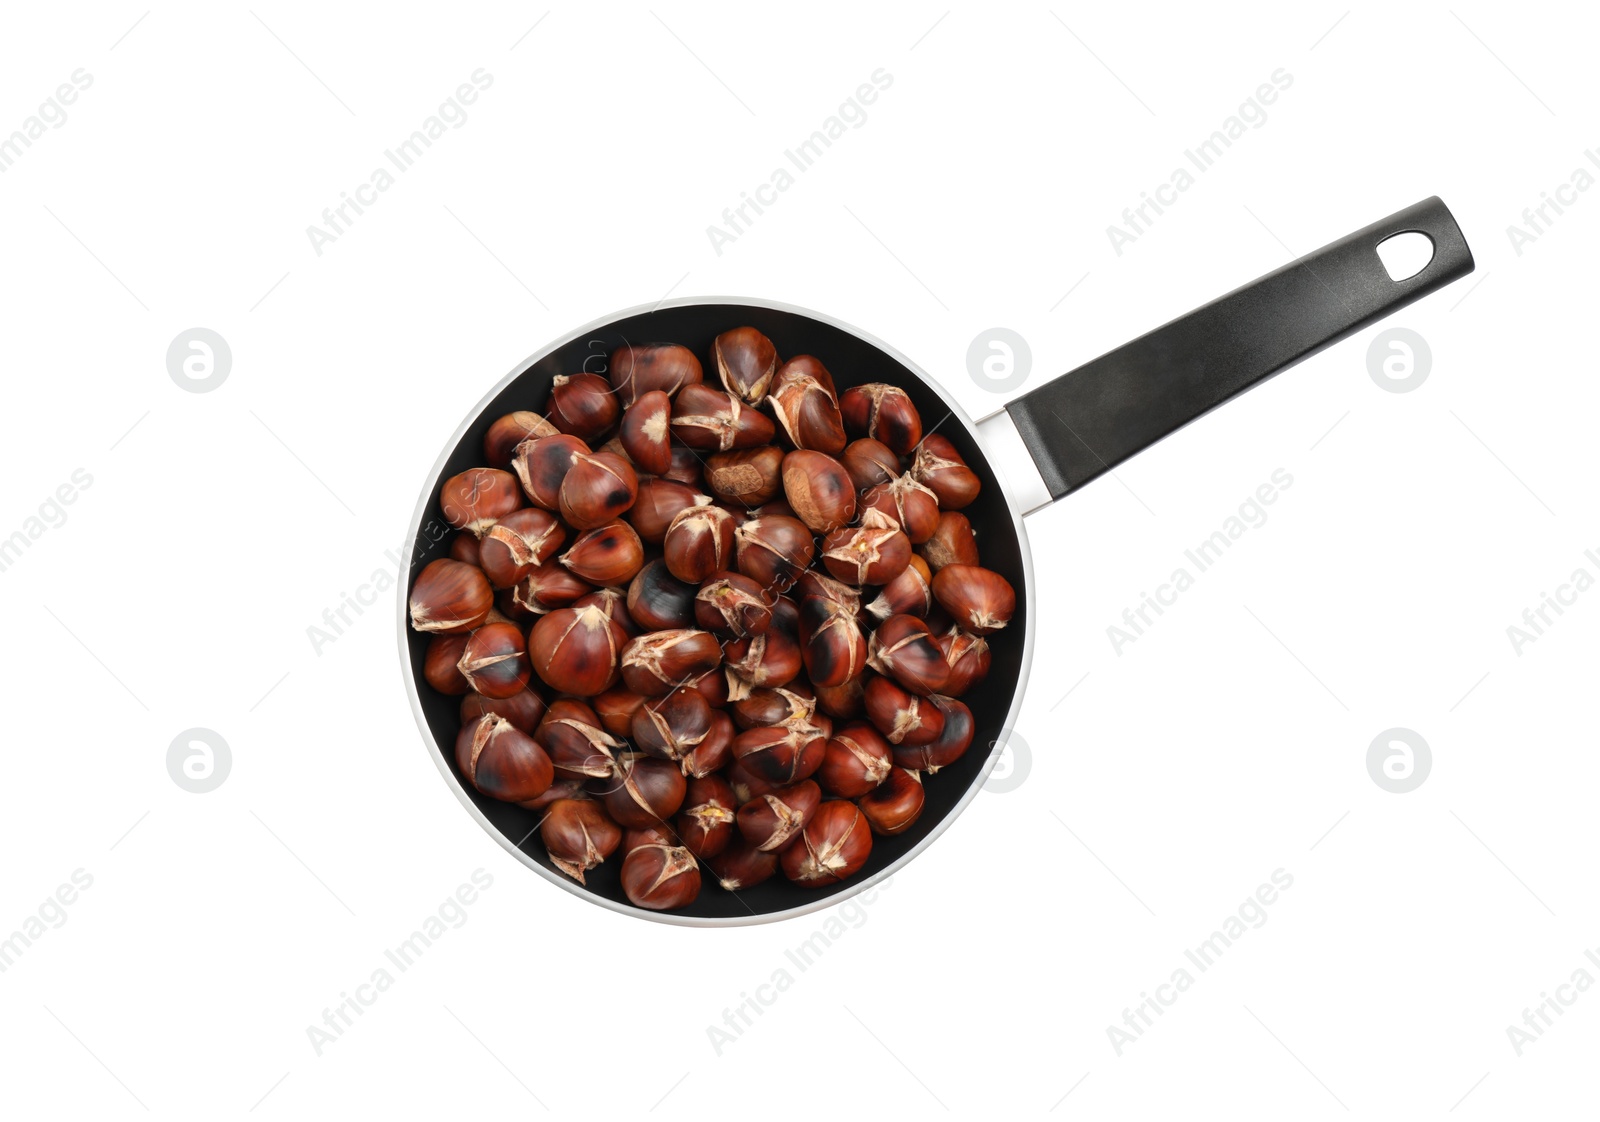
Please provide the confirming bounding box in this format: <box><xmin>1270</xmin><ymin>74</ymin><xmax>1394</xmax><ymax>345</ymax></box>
<box><xmin>400</xmin><ymin>197</ymin><xmax>1474</xmax><ymax>926</ymax></box>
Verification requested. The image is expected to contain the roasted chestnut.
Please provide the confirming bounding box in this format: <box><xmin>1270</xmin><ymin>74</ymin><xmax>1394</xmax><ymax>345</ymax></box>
<box><xmin>706</xmin><ymin>835</ymin><xmax>781</xmax><ymax>891</ymax></box>
<box><xmin>627</xmin><ymin>559</ymin><xmax>698</xmax><ymax>631</ymax></box>
<box><xmin>621</xmin><ymin>844</ymin><xmax>701</xmax><ymax>910</ymax></box>
<box><xmin>598</xmin><ymin>755</ymin><xmax>687</xmax><ymax>828</ymax></box>
<box><xmin>712</xmin><ymin>326</ymin><xmax>778</xmax><ymax>404</ymax></box>
<box><xmin>674</xmin><ymin>775</ymin><xmax>737</xmax><ymax>859</ymax></box>
<box><xmin>541</xmin><ymin>798</ymin><xmax>622</xmax><ymax>884</ymax></box>
<box><xmin>410</xmin><ymin>558</ymin><xmax>493</xmax><ymax>634</ymax></box>
<box><xmin>892</xmin><ymin>694</ymin><xmax>974</xmax><ymax>772</ymax></box>
<box><xmin>705</xmin><ymin>446</ymin><xmax>784</xmax><ymax>508</ymax></box>
<box><xmin>456</xmin><ymin>621</ymin><xmax>533</xmax><ymax>699</ymax></box>
<box><xmin>558</xmin><ymin>451</ymin><xmax>638</xmax><ymax>530</ymax></box>
<box><xmin>439</xmin><ymin>468</ymin><xmax>522</xmax><ymax>537</ymax></box>
<box><xmin>618</xmin><ymin>390</ymin><xmax>674</xmax><ymax>475</ymax></box>
<box><xmin>821</xmin><ymin>516</ymin><xmax>912</xmax><ymax>585</ymax></box>
<box><xmin>460</xmin><ymin>687</ymin><xmax>547</xmax><ymax>733</ymax></box>
<box><xmin>736</xmin><ymin>780</ymin><xmax>821</xmax><ymax>851</ymax></box>
<box><xmin>865</xmin><ymin>614</ymin><xmax>949</xmax><ymax>696</ymax></box>
<box><xmin>537</xmin><ymin>698</ymin><xmax>624</xmax><ymax>780</ymax></box>
<box><xmin>839</xmin><ymin>383</ymin><xmax>922</xmax><ymax>454</ymax></box>
<box><xmin>528</xmin><ymin>603</ymin><xmax>627</xmax><ymax>696</ymax></box>
<box><xmin>935</xmin><ymin>627</ymin><xmax>990</xmax><ymax>696</ymax></box>
<box><xmin>818</xmin><ymin>724</ymin><xmax>894</xmax><ymax>798</ymax></box>
<box><xmin>478</xmin><ymin>507</ymin><xmax>565</xmax><ymax>589</ymax></box>
<box><xmin>559</xmin><ymin>520</ymin><xmax>644</xmax><ymax>586</ymax></box>
<box><xmin>931</xmin><ymin>564</ymin><xmax>1016</xmax><ymax>635</ymax></box>
<box><xmin>866</xmin><ymin>555</ymin><xmax>934</xmax><ymax>620</ymax></box>
<box><xmin>920</xmin><ymin>511</ymin><xmax>980</xmax><ymax>573</ymax></box>
<box><xmin>663</xmin><ymin>503</ymin><xmax>736</xmax><ymax>583</ymax></box>
<box><xmin>864</xmin><ymin>675</ymin><xmax>944</xmax><ymax>746</ymax></box>
<box><xmin>734</xmin><ymin>515</ymin><xmax>815</xmax><ymax>592</ymax></box>
<box><xmin>512</xmin><ymin>433</ymin><xmax>588</xmax><ymax>510</ymax></box>
<box><xmin>619</xmin><ymin>629</ymin><xmax>723</xmax><ymax>695</ymax></box>
<box><xmin>608</xmin><ymin>342</ymin><xmax>703</xmax><ymax>405</ymax></box>
<box><xmin>782</xmin><ymin>450</ymin><xmax>856</xmax><ymax>534</ymax></box>
<box><xmin>546</xmin><ymin>372</ymin><xmax>620</xmax><ymax>440</ymax></box>
<box><xmin>768</xmin><ymin>355</ymin><xmax>846</xmax><ymax>453</ymax></box>
<box><xmin>857</xmin><ymin>768</ymin><xmax>925</xmax><ymax>835</ymax></box>
<box><xmin>780</xmin><ymin>800</ymin><xmax>872</xmax><ymax>886</ymax></box>
<box><xmin>860</xmin><ymin>473</ymin><xmax>940</xmax><ymax>544</ymax></box>
<box><xmin>484</xmin><ymin>410</ymin><xmax>558</xmax><ymax>468</ymax></box>
<box><xmin>629</xmin><ymin>479</ymin><xmax>708</xmax><ymax>544</ymax></box>
<box><xmin>671</xmin><ymin>384</ymin><xmax>776</xmax><ymax>451</ymax></box>
<box><xmin>455</xmin><ymin>714</ymin><xmax>553</xmax><ymax>802</ymax></box>
<box><xmin>694</xmin><ymin>571</ymin><xmax>772</xmax><ymax>638</ymax></box>
<box><xmin>840</xmin><ymin>438</ymin><xmax>901</xmax><ymax>492</ymax></box>
<box><xmin>911</xmin><ymin>434</ymin><xmax>980</xmax><ymax>508</ymax></box>
<box><xmin>510</xmin><ymin>560</ymin><xmax>592</xmax><ymax>616</ymax></box>
<box><xmin>631</xmin><ymin>688</ymin><xmax>713</xmax><ymax>761</ymax></box>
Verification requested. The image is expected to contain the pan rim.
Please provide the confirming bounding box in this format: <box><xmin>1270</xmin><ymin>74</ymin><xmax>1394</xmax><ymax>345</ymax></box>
<box><xmin>397</xmin><ymin>294</ymin><xmax>1038</xmax><ymax>927</ymax></box>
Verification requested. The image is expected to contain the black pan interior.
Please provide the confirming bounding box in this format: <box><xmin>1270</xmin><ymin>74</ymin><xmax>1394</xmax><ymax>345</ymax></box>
<box><xmin>403</xmin><ymin>303</ymin><xmax>1027</xmax><ymax>920</ymax></box>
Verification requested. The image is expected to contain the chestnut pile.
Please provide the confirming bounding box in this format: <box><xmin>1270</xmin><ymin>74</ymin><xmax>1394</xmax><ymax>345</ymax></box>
<box><xmin>408</xmin><ymin>327</ymin><xmax>1015</xmax><ymax>911</ymax></box>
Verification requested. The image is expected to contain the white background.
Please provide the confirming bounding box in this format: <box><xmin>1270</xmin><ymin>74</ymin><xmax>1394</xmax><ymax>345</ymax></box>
<box><xmin>1</xmin><ymin>2</ymin><xmax>1595</xmax><ymax>1118</ymax></box>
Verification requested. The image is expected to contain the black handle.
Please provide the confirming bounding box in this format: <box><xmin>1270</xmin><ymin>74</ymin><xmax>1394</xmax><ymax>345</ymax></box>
<box><xmin>1004</xmin><ymin>197</ymin><xmax>1474</xmax><ymax>500</ymax></box>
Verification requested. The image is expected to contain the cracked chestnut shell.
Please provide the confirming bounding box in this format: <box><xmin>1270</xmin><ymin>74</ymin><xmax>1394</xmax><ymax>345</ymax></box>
<box><xmin>706</xmin><ymin>835</ymin><xmax>781</xmax><ymax>891</ymax></box>
<box><xmin>439</xmin><ymin>468</ymin><xmax>522</xmax><ymax>538</ymax></box>
<box><xmin>694</xmin><ymin>571</ymin><xmax>771</xmax><ymax>638</ymax></box>
<box><xmin>867</xmin><ymin>554</ymin><xmax>933</xmax><ymax>620</ymax></box>
<box><xmin>935</xmin><ymin>626</ymin><xmax>990</xmax><ymax>696</ymax></box>
<box><xmin>455</xmin><ymin>714</ymin><xmax>553</xmax><ymax>803</ymax></box>
<box><xmin>797</xmin><ymin>574</ymin><xmax>868</xmax><ymax>688</ymax></box>
<box><xmin>732</xmin><ymin>725</ymin><xmax>824</xmax><ymax>786</ymax></box>
<box><xmin>512</xmin><ymin>433</ymin><xmax>589</xmax><ymax>510</ymax></box>
<box><xmin>841</xmin><ymin>437</ymin><xmax>901</xmax><ymax>492</ymax></box>
<box><xmin>864</xmin><ymin>675</ymin><xmax>945</xmax><ymax>746</ymax></box>
<box><xmin>510</xmin><ymin>560</ymin><xmax>592</xmax><ymax>617</ymax></box>
<box><xmin>528</xmin><ymin>603</ymin><xmax>627</xmax><ymax>696</ymax></box>
<box><xmin>457</xmin><ymin>621</ymin><xmax>533</xmax><ymax>699</ymax></box>
<box><xmin>782</xmin><ymin>450</ymin><xmax>856</xmax><ymax>534</ymax></box>
<box><xmin>619</xmin><ymin>629</ymin><xmax>723</xmax><ymax>696</ymax></box>
<box><xmin>598</xmin><ymin>755</ymin><xmax>687</xmax><ymax>829</ymax></box>
<box><xmin>857</xmin><ymin>768</ymin><xmax>925</xmax><ymax>835</ymax></box>
<box><xmin>621</xmin><ymin>844</ymin><xmax>701</xmax><ymax>910</ymax></box>
<box><xmin>866</xmin><ymin>613</ymin><xmax>949</xmax><ymax>696</ymax></box>
<box><xmin>768</xmin><ymin>355</ymin><xmax>846</xmax><ymax>453</ymax></box>
<box><xmin>712</xmin><ymin>326</ymin><xmax>778</xmax><ymax>405</ymax></box>
<box><xmin>780</xmin><ymin>800</ymin><xmax>872</xmax><ymax>886</ymax></box>
<box><xmin>821</xmin><ymin>515</ymin><xmax>912</xmax><ymax>585</ymax></box>
<box><xmin>920</xmin><ymin>511</ymin><xmax>980</xmax><ymax>574</ymax></box>
<box><xmin>893</xmin><ymin>695</ymin><xmax>974</xmax><ymax>772</ymax></box>
<box><xmin>860</xmin><ymin>473</ymin><xmax>940</xmax><ymax>544</ymax></box>
<box><xmin>663</xmin><ymin>503</ymin><xmax>736</xmax><ymax>583</ymax></box>
<box><xmin>839</xmin><ymin>383</ymin><xmax>922</xmax><ymax>455</ymax></box>
<box><xmin>631</xmin><ymin>688</ymin><xmax>713</xmax><ymax>762</ymax></box>
<box><xmin>536</xmin><ymin>698</ymin><xmax>624</xmax><ymax>780</ymax></box>
<box><xmin>479</xmin><ymin>507</ymin><xmax>565</xmax><ymax>589</ymax></box>
<box><xmin>484</xmin><ymin>410</ymin><xmax>558</xmax><ymax>468</ymax></box>
<box><xmin>608</xmin><ymin>342</ymin><xmax>703</xmax><ymax>405</ymax></box>
<box><xmin>628</xmin><ymin>479</ymin><xmax>708</xmax><ymax>544</ymax></box>
<box><xmin>675</xmin><ymin>775</ymin><xmax>737</xmax><ymax>859</ymax></box>
<box><xmin>734</xmin><ymin>514</ymin><xmax>815</xmax><ymax>592</ymax></box>
<box><xmin>410</xmin><ymin>558</ymin><xmax>493</xmax><ymax>634</ymax></box>
<box><xmin>540</xmin><ymin>798</ymin><xmax>622</xmax><ymax>884</ymax></box>
<box><xmin>736</xmin><ymin>779</ymin><xmax>821</xmax><ymax>851</ymax></box>
<box><xmin>931</xmin><ymin>564</ymin><xmax>1016</xmax><ymax>635</ymax></box>
<box><xmin>681</xmin><ymin>710</ymin><xmax>736</xmax><ymax>779</ymax></box>
<box><xmin>818</xmin><ymin>723</ymin><xmax>894</xmax><ymax>798</ymax></box>
<box><xmin>424</xmin><ymin>633</ymin><xmax>472</xmax><ymax>695</ymax></box>
<box><xmin>911</xmin><ymin>434</ymin><xmax>981</xmax><ymax>508</ymax></box>
<box><xmin>671</xmin><ymin>384</ymin><xmax>776</xmax><ymax>451</ymax></box>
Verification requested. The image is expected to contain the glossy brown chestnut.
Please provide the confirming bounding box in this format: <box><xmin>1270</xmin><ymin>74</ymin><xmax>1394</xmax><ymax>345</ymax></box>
<box><xmin>478</xmin><ymin>507</ymin><xmax>565</xmax><ymax>589</ymax></box>
<box><xmin>599</xmin><ymin>755</ymin><xmax>687</xmax><ymax>828</ymax></box>
<box><xmin>857</xmin><ymin>768</ymin><xmax>925</xmax><ymax>835</ymax></box>
<box><xmin>706</xmin><ymin>835</ymin><xmax>781</xmax><ymax>890</ymax></box>
<box><xmin>705</xmin><ymin>446</ymin><xmax>784</xmax><ymax>507</ymax></box>
<box><xmin>840</xmin><ymin>437</ymin><xmax>901</xmax><ymax>492</ymax></box>
<box><xmin>892</xmin><ymin>694</ymin><xmax>974</xmax><ymax>772</ymax></box>
<box><xmin>818</xmin><ymin>723</ymin><xmax>895</xmax><ymax>798</ymax></box>
<box><xmin>768</xmin><ymin>356</ymin><xmax>847</xmax><ymax>453</ymax></box>
<box><xmin>866</xmin><ymin>554</ymin><xmax>934</xmax><ymax>620</ymax></box>
<box><xmin>681</xmin><ymin>709</ymin><xmax>736</xmax><ymax>779</ymax></box>
<box><xmin>694</xmin><ymin>571</ymin><xmax>771</xmax><ymax>638</ymax></box>
<box><xmin>574</xmin><ymin>586</ymin><xmax>638</xmax><ymax>636</ymax></box>
<box><xmin>592</xmin><ymin>687</ymin><xmax>648</xmax><ymax>738</ymax></box>
<box><xmin>528</xmin><ymin>603</ymin><xmax>627</xmax><ymax>696</ymax></box>
<box><xmin>439</xmin><ymin>468</ymin><xmax>522</xmax><ymax>538</ymax></box>
<box><xmin>732</xmin><ymin>725</ymin><xmax>825</xmax><ymax>786</ymax></box>
<box><xmin>663</xmin><ymin>503</ymin><xmax>736</xmax><ymax>583</ymax></box>
<box><xmin>455</xmin><ymin>714</ymin><xmax>553</xmax><ymax>803</ymax></box>
<box><xmin>628</xmin><ymin>479</ymin><xmax>707</xmax><ymax>543</ymax></box>
<box><xmin>620</xmin><ymin>844</ymin><xmax>701</xmax><ymax>910</ymax></box>
<box><xmin>712</xmin><ymin>326</ymin><xmax>778</xmax><ymax>404</ymax></box>
<box><xmin>510</xmin><ymin>561</ymin><xmax>592</xmax><ymax>616</ymax></box>
<box><xmin>631</xmin><ymin>688</ymin><xmax>713</xmax><ymax>761</ymax></box>
<box><xmin>781</xmin><ymin>800</ymin><xmax>872</xmax><ymax>886</ymax></box>
<box><xmin>864</xmin><ymin>675</ymin><xmax>945</xmax><ymax>746</ymax></box>
<box><xmin>484</xmin><ymin>410</ymin><xmax>559</xmax><ymax>468</ymax></box>
<box><xmin>911</xmin><ymin>434</ymin><xmax>981</xmax><ymax>508</ymax></box>
<box><xmin>724</xmin><ymin>628</ymin><xmax>803</xmax><ymax>697</ymax></box>
<box><xmin>736</xmin><ymin>779</ymin><xmax>821</xmax><ymax>851</ymax></box>
<box><xmin>608</xmin><ymin>342</ymin><xmax>703</xmax><ymax>405</ymax></box>
<box><xmin>621</xmin><ymin>822</ymin><xmax>679</xmax><ymax>854</ymax></box>
<box><xmin>781</xmin><ymin>450</ymin><xmax>856</xmax><ymax>534</ymax></box>
<box><xmin>512</xmin><ymin>433</ymin><xmax>589</xmax><ymax>509</ymax></box>
<box><xmin>619</xmin><ymin>629</ymin><xmax>723</xmax><ymax>696</ymax></box>
<box><xmin>813</xmin><ymin>674</ymin><xmax>867</xmax><ymax>720</ymax></box>
<box><xmin>671</xmin><ymin>384</ymin><xmax>776</xmax><ymax>451</ymax></box>
<box><xmin>920</xmin><ymin>511</ymin><xmax>980</xmax><ymax>573</ymax></box>
<box><xmin>558</xmin><ymin>451</ymin><xmax>639</xmax><ymax>530</ymax></box>
<box><xmin>518</xmin><ymin>776</ymin><xmax>587</xmax><ymax>813</ymax></box>
<box><xmin>424</xmin><ymin>633</ymin><xmax>472</xmax><ymax>695</ymax></box>
<box><xmin>734</xmin><ymin>515</ymin><xmax>815</xmax><ymax>592</ymax></box>
<box><xmin>540</xmin><ymin>798</ymin><xmax>622</xmax><ymax>884</ymax></box>
<box><xmin>860</xmin><ymin>473</ymin><xmax>940</xmax><ymax>544</ymax></box>
<box><xmin>797</xmin><ymin>576</ymin><xmax>869</xmax><ymax>689</ymax></box>
<box><xmin>931</xmin><ymin>564</ymin><xmax>1016</xmax><ymax>635</ymax></box>
<box><xmin>674</xmin><ymin>775</ymin><xmax>737</xmax><ymax>859</ymax></box>
<box><xmin>448</xmin><ymin>533</ymin><xmax>481</xmax><ymax>566</ymax></box>
<box><xmin>627</xmin><ymin>559</ymin><xmax>697</xmax><ymax>632</ymax></box>
<box><xmin>821</xmin><ymin>517</ymin><xmax>912</xmax><ymax>585</ymax></box>
<box><xmin>559</xmin><ymin>520</ymin><xmax>644</xmax><ymax>586</ymax></box>
<box><xmin>866</xmin><ymin>613</ymin><xmax>950</xmax><ymax>696</ymax></box>
<box><xmin>546</xmin><ymin>372</ymin><xmax>619</xmax><ymax>440</ymax></box>
<box><xmin>618</xmin><ymin>390</ymin><xmax>673</xmax><ymax>475</ymax></box>
<box><xmin>456</xmin><ymin>621</ymin><xmax>533</xmax><ymax>699</ymax></box>
<box><xmin>839</xmin><ymin>383</ymin><xmax>922</xmax><ymax>455</ymax></box>
<box><xmin>410</xmin><ymin>558</ymin><xmax>494</xmax><ymax>634</ymax></box>
<box><xmin>662</xmin><ymin>444</ymin><xmax>704</xmax><ymax>485</ymax></box>
<box><xmin>935</xmin><ymin>627</ymin><xmax>991</xmax><ymax>696</ymax></box>
<box><xmin>730</xmin><ymin>684</ymin><xmax>815</xmax><ymax>730</ymax></box>
<box><xmin>536</xmin><ymin>699</ymin><xmax>624</xmax><ymax>780</ymax></box>
<box><xmin>460</xmin><ymin>686</ymin><xmax>547</xmax><ymax>733</ymax></box>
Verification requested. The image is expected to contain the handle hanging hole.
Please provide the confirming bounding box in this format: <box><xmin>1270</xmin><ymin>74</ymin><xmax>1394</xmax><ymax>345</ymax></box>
<box><xmin>1375</xmin><ymin>231</ymin><xmax>1435</xmax><ymax>282</ymax></box>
